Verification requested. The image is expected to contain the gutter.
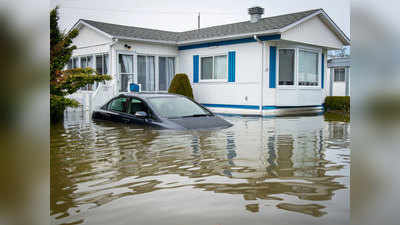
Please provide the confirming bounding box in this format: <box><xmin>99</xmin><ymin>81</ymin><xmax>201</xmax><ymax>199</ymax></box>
<box><xmin>254</xmin><ymin>35</ymin><xmax>264</xmax><ymax>116</ymax></box>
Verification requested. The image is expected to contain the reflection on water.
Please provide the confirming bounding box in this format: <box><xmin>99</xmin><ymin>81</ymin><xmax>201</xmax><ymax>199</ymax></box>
<box><xmin>51</xmin><ymin>112</ymin><xmax>350</xmax><ymax>225</ymax></box>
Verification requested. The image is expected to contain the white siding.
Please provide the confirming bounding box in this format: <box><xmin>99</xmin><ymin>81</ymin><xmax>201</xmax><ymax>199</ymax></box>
<box><xmin>178</xmin><ymin>42</ymin><xmax>263</xmax><ymax>107</ymax></box>
<box><xmin>281</xmin><ymin>16</ymin><xmax>343</xmax><ymax>49</ymax></box>
<box><xmin>72</xmin><ymin>25</ymin><xmax>112</xmax><ymax>56</ymax></box>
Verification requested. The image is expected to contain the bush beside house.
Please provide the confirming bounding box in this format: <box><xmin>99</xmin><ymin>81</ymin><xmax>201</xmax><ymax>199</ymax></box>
<box><xmin>324</xmin><ymin>96</ymin><xmax>350</xmax><ymax>112</ymax></box>
<box><xmin>168</xmin><ymin>74</ymin><xmax>194</xmax><ymax>99</ymax></box>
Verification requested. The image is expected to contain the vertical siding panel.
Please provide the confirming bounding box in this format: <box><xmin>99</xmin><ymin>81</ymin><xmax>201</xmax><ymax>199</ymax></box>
<box><xmin>228</xmin><ymin>51</ymin><xmax>236</xmax><ymax>82</ymax></box>
<box><xmin>193</xmin><ymin>55</ymin><xmax>199</xmax><ymax>83</ymax></box>
<box><xmin>269</xmin><ymin>46</ymin><xmax>276</xmax><ymax>88</ymax></box>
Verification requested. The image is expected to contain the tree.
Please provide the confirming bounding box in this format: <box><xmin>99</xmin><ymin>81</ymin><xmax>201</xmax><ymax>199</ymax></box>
<box><xmin>50</xmin><ymin>7</ymin><xmax>111</xmax><ymax>122</ymax></box>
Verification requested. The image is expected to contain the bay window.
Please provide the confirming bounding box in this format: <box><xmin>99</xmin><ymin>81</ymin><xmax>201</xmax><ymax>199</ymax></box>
<box><xmin>200</xmin><ymin>55</ymin><xmax>227</xmax><ymax>81</ymax></box>
<box><xmin>278</xmin><ymin>49</ymin><xmax>295</xmax><ymax>85</ymax></box>
<box><xmin>298</xmin><ymin>50</ymin><xmax>318</xmax><ymax>86</ymax></box>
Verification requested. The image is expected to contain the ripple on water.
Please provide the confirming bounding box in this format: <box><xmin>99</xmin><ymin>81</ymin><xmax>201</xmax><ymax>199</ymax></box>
<box><xmin>51</xmin><ymin>114</ymin><xmax>350</xmax><ymax>225</ymax></box>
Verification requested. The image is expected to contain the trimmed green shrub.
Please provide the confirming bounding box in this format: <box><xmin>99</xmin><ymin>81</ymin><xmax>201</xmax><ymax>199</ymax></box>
<box><xmin>168</xmin><ymin>73</ymin><xmax>194</xmax><ymax>99</ymax></box>
<box><xmin>324</xmin><ymin>96</ymin><xmax>350</xmax><ymax>112</ymax></box>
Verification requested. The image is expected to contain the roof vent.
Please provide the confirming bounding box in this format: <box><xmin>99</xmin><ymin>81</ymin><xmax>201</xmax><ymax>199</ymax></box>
<box><xmin>248</xmin><ymin>6</ymin><xmax>264</xmax><ymax>23</ymax></box>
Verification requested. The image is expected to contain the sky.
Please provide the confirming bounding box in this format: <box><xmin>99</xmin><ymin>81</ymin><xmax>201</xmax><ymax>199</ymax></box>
<box><xmin>50</xmin><ymin>0</ymin><xmax>350</xmax><ymax>37</ymax></box>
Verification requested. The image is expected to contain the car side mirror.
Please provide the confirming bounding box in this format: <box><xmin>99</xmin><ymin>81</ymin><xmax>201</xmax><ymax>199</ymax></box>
<box><xmin>134</xmin><ymin>111</ymin><xmax>147</xmax><ymax>118</ymax></box>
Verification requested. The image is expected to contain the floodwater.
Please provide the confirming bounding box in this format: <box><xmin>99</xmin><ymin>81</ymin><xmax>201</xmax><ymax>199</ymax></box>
<box><xmin>51</xmin><ymin>111</ymin><xmax>350</xmax><ymax>225</ymax></box>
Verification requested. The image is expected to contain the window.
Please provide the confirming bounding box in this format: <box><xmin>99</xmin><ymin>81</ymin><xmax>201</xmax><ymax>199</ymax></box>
<box><xmin>108</xmin><ymin>97</ymin><xmax>129</xmax><ymax>113</ymax></box>
<box><xmin>278</xmin><ymin>49</ymin><xmax>295</xmax><ymax>85</ymax></box>
<box><xmin>200</xmin><ymin>55</ymin><xmax>227</xmax><ymax>80</ymax></box>
<box><xmin>334</xmin><ymin>68</ymin><xmax>346</xmax><ymax>82</ymax></box>
<box><xmin>119</xmin><ymin>54</ymin><xmax>134</xmax><ymax>92</ymax></box>
<box><xmin>130</xmin><ymin>98</ymin><xmax>147</xmax><ymax>115</ymax></box>
<box><xmin>80</xmin><ymin>55</ymin><xmax>94</xmax><ymax>90</ymax></box>
<box><xmin>137</xmin><ymin>55</ymin><xmax>155</xmax><ymax>91</ymax></box>
<box><xmin>147</xmin><ymin>96</ymin><xmax>210</xmax><ymax>118</ymax></box>
<box><xmin>298</xmin><ymin>50</ymin><xmax>318</xmax><ymax>86</ymax></box>
<box><xmin>96</xmin><ymin>53</ymin><xmax>109</xmax><ymax>75</ymax></box>
<box><xmin>159</xmin><ymin>57</ymin><xmax>175</xmax><ymax>91</ymax></box>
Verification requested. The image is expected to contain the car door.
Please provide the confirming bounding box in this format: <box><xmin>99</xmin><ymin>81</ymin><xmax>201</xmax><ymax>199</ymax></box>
<box><xmin>106</xmin><ymin>96</ymin><xmax>131</xmax><ymax>123</ymax></box>
<box><xmin>128</xmin><ymin>97</ymin><xmax>152</xmax><ymax>125</ymax></box>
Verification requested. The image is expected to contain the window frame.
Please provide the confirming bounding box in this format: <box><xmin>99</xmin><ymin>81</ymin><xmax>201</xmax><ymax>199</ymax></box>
<box><xmin>297</xmin><ymin>48</ymin><xmax>321</xmax><ymax>87</ymax></box>
<box><xmin>158</xmin><ymin>56</ymin><xmax>176</xmax><ymax>92</ymax></box>
<box><xmin>276</xmin><ymin>46</ymin><xmax>322</xmax><ymax>89</ymax></box>
<box><xmin>199</xmin><ymin>53</ymin><xmax>228</xmax><ymax>82</ymax></box>
<box><xmin>334</xmin><ymin>68</ymin><xmax>346</xmax><ymax>82</ymax></box>
<box><xmin>277</xmin><ymin>47</ymin><xmax>297</xmax><ymax>88</ymax></box>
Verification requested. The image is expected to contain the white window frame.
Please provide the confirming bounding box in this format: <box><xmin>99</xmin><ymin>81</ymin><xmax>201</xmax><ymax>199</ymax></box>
<box><xmin>333</xmin><ymin>67</ymin><xmax>346</xmax><ymax>82</ymax></box>
<box><xmin>276</xmin><ymin>45</ymin><xmax>322</xmax><ymax>89</ymax></box>
<box><xmin>118</xmin><ymin>51</ymin><xmax>135</xmax><ymax>93</ymax></box>
<box><xmin>136</xmin><ymin>54</ymin><xmax>156</xmax><ymax>92</ymax></box>
<box><xmin>199</xmin><ymin>53</ymin><xmax>228</xmax><ymax>82</ymax></box>
<box><xmin>277</xmin><ymin>47</ymin><xmax>297</xmax><ymax>89</ymax></box>
<box><xmin>297</xmin><ymin>47</ymin><xmax>321</xmax><ymax>88</ymax></box>
<box><xmin>158</xmin><ymin>55</ymin><xmax>176</xmax><ymax>92</ymax></box>
<box><xmin>95</xmin><ymin>53</ymin><xmax>109</xmax><ymax>75</ymax></box>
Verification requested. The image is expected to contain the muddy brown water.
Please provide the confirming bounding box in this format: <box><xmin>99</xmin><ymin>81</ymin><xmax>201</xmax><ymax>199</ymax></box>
<box><xmin>51</xmin><ymin>112</ymin><xmax>350</xmax><ymax>225</ymax></box>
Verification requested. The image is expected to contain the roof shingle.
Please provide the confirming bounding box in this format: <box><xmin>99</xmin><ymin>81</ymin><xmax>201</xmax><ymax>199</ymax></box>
<box><xmin>81</xmin><ymin>9</ymin><xmax>321</xmax><ymax>43</ymax></box>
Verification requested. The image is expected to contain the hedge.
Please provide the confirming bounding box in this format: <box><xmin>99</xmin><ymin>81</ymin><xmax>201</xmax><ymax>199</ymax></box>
<box><xmin>168</xmin><ymin>73</ymin><xmax>194</xmax><ymax>99</ymax></box>
<box><xmin>324</xmin><ymin>96</ymin><xmax>350</xmax><ymax>112</ymax></box>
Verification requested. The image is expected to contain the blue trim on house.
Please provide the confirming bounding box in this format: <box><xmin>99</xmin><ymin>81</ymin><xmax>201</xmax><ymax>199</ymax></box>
<box><xmin>201</xmin><ymin>103</ymin><xmax>323</xmax><ymax>110</ymax></box>
<box><xmin>269</xmin><ymin>46</ymin><xmax>277</xmax><ymax>88</ymax></box>
<box><xmin>321</xmin><ymin>53</ymin><xmax>325</xmax><ymax>89</ymax></box>
<box><xmin>193</xmin><ymin>55</ymin><xmax>199</xmax><ymax>83</ymax></box>
<box><xmin>178</xmin><ymin>34</ymin><xmax>281</xmax><ymax>50</ymax></box>
<box><xmin>228</xmin><ymin>51</ymin><xmax>236</xmax><ymax>82</ymax></box>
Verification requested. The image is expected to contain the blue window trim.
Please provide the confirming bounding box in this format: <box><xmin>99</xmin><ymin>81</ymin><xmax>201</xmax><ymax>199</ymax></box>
<box><xmin>178</xmin><ymin>34</ymin><xmax>281</xmax><ymax>50</ymax></box>
<box><xmin>228</xmin><ymin>51</ymin><xmax>236</xmax><ymax>82</ymax></box>
<box><xmin>269</xmin><ymin>46</ymin><xmax>277</xmax><ymax>88</ymax></box>
<box><xmin>201</xmin><ymin>103</ymin><xmax>323</xmax><ymax>110</ymax></box>
<box><xmin>193</xmin><ymin>55</ymin><xmax>199</xmax><ymax>83</ymax></box>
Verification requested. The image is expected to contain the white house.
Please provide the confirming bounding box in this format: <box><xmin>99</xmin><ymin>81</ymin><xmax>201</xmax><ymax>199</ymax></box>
<box><xmin>327</xmin><ymin>56</ymin><xmax>351</xmax><ymax>96</ymax></box>
<box><xmin>67</xmin><ymin>7</ymin><xmax>350</xmax><ymax>116</ymax></box>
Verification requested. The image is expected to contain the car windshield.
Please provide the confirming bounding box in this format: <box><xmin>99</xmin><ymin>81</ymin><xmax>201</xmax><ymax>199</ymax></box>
<box><xmin>147</xmin><ymin>96</ymin><xmax>211</xmax><ymax>118</ymax></box>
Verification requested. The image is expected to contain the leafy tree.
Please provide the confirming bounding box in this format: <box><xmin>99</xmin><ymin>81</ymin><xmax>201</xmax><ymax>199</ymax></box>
<box><xmin>50</xmin><ymin>7</ymin><xmax>111</xmax><ymax>122</ymax></box>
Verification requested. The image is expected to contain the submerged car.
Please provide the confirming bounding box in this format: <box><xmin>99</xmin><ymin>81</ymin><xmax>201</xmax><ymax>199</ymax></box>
<box><xmin>92</xmin><ymin>93</ymin><xmax>233</xmax><ymax>130</ymax></box>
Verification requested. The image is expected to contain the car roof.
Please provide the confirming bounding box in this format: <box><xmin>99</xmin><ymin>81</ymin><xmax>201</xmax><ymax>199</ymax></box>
<box><xmin>118</xmin><ymin>92</ymin><xmax>182</xmax><ymax>99</ymax></box>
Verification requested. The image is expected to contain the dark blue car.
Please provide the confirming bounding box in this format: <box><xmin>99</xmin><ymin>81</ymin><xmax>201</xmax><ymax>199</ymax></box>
<box><xmin>92</xmin><ymin>93</ymin><xmax>233</xmax><ymax>130</ymax></box>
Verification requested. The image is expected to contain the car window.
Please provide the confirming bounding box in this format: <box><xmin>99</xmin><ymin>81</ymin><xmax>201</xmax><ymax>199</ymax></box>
<box><xmin>108</xmin><ymin>97</ymin><xmax>129</xmax><ymax>112</ymax></box>
<box><xmin>147</xmin><ymin>96</ymin><xmax>210</xmax><ymax>118</ymax></box>
<box><xmin>130</xmin><ymin>98</ymin><xmax>147</xmax><ymax>115</ymax></box>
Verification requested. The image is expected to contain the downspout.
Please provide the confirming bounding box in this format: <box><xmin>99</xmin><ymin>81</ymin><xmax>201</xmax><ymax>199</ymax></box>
<box><xmin>109</xmin><ymin>38</ymin><xmax>118</xmax><ymax>95</ymax></box>
<box><xmin>254</xmin><ymin>35</ymin><xmax>264</xmax><ymax>116</ymax></box>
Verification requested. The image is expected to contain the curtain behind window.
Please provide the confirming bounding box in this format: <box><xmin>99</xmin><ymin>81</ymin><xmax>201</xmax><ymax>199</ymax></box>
<box><xmin>214</xmin><ymin>55</ymin><xmax>227</xmax><ymax>79</ymax></box>
<box><xmin>159</xmin><ymin>57</ymin><xmax>175</xmax><ymax>91</ymax></box>
<box><xmin>138</xmin><ymin>55</ymin><xmax>155</xmax><ymax>91</ymax></box>
<box><xmin>119</xmin><ymin>55</ymin><xmax>133</xmax><ymax>92</ymax></box>
<box><xmin>201</xmin><ymin>57</ymin><xmax>213</xmax><ymax>80</ymax></box>
<box><xmin>279</xmin><ymin>49</ymin><xmax>295</xmax><ymax>85</ymax></box>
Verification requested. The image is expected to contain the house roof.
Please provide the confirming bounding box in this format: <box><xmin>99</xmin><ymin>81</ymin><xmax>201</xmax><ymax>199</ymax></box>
<box><xmin>77</xmin><ymin>8</ymin><xmax>350</xmax><ymax>46</ymax></box>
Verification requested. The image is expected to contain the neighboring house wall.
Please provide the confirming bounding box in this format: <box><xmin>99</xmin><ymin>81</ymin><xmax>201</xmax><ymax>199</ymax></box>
<box><xmin>281</xmin><ymin>16</ymin><xmax>343</xmax><ymax>49</ymax></box>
